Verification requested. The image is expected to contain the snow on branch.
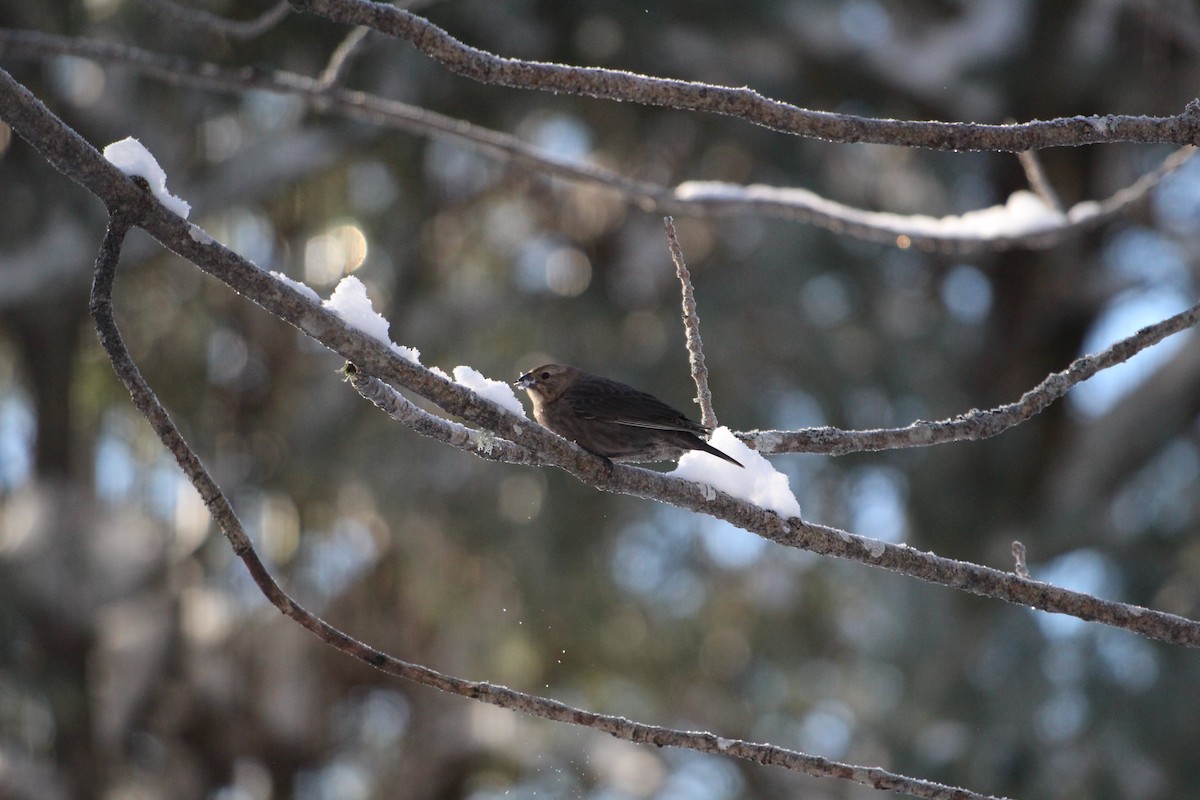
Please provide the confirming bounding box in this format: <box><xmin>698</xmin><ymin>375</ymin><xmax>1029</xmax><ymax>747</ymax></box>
<box><xmin>675</xmin><ymin>146</ymin><xmax>1195</xmax><ymax>253</ymax></box>
<box><xmin>102</xmin><ymin>136</ymin><xmax>192</xmax><ymax>218</ymax></box>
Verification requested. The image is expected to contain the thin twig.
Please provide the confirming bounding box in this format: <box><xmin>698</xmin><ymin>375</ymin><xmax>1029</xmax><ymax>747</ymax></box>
<box><xmin>1017</xmin><ymin>149</ymin><xmax>1063</xmax><ymax>211</ymax></box>
<box><xmin>316</xmin><ymin>25</ymin><xmax>372</xmax><ymax>89</ymax></box>
<box><xmin>663</xmin><ymin>216</ymin><xmax>716</xmax><ymax>428</ymax></box>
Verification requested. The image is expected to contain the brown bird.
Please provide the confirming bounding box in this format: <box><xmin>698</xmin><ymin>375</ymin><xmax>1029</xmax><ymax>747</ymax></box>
<box><xmin>515</xmin><ymin>363</ymin><xmax>743</xmax><ymax>467</ymax></box>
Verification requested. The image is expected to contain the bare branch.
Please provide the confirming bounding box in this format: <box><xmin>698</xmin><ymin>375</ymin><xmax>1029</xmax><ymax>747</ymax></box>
<box><xmin>0</xmin><ymin>31</ymin><xmax>1191</xmax><ymax>253</ymax></box>
<box><xmin>663</xmin><ymin>216</ymin><xmax>716</xmax><ymax>429</ymax></box>
<box><xmin>89</xmin><ymin>215</ymin><xmax>254</xmax><ymax>558</ymax></box>
<box><xmin>746</xmin><ymin>297</ymin><xmax>1200</xmax><ymax>455</ymax></box>
<box><xmin>292</xmin><ymin>0</ymin><xmax>1200</xmax><ymax>152</ymax></box>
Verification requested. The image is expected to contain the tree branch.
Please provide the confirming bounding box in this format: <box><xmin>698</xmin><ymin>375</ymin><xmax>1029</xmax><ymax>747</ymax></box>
<box><xmin>292</xmin><ymin>0</ymin><xmax>1200</xmax><ymax>152</ymax></box>
<box><xmin>3</xmin><ymin>1</ymin><xmax>1194</xmax><ymax>792</ymax></box>
<box><xmin>672</xmin><ymin>145</ymin><xmax>1194</xmax><ymax>253</ymax></box>
<box><xmin>88</xmin><ymin>215</ymin><xmax>254</xmax><ymax>558</ymax></box>
<box><xmin>744</xmin><ymin>297</ymin><xmax>1200</xmax><ymax>455</ymax></box>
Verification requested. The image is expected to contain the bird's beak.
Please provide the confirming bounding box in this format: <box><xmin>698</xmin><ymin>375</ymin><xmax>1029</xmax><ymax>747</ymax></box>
<box><xmin>514</xmin><ymin>372</ymin><xmax>534</xmax><ymax>390</ymax></box>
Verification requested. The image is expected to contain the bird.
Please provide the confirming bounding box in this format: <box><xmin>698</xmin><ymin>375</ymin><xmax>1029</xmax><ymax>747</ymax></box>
<box><xmin>515</xmin><ymin>363</ymin><xmax>743</xmax><ymax>467</ymax></box>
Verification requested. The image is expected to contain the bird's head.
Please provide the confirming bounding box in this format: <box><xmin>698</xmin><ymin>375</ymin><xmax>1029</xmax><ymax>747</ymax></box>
<box><xmin>515</xmin><ymin>363</ymin><xmax>578</xmax><ymax>403</ymax></box>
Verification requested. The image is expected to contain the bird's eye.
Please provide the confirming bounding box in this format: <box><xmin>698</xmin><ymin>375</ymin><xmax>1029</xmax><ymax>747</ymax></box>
<box><xmin>540</xmin><ymin>371</ymin><xmax>551</xmax><ymax>379</ymax></box>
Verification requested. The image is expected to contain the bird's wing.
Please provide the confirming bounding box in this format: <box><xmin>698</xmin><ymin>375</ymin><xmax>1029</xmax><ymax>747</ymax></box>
<box><xmin>565</xmin><ymin>380</ymin><xmax>709</xmax><ymax>434</ymax></box>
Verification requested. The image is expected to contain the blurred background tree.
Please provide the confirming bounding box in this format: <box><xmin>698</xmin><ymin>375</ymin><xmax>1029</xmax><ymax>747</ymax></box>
<box><xmin>2</xmin><ymin>1</ymin><xmax>1200</xmax><ymax>798</ymax></box>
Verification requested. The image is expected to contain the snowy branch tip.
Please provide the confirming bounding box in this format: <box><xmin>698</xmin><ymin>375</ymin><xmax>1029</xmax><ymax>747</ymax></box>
<box><xmin>676</xmin><ymin>183</ymin><xmax>1092</xmax><ymax>242</ymax></box>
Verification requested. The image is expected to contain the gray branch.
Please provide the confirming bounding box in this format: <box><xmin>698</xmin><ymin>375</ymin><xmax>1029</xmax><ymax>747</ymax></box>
<box><xmin>293</xmin><ymin>0</ymin><xmax>1200</xmax><ymax>152</ymax></box>
<box><xmin>744</xmin><ymin>299</ymin><xmax>1200</xmax><ymax>455</ymax></box>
